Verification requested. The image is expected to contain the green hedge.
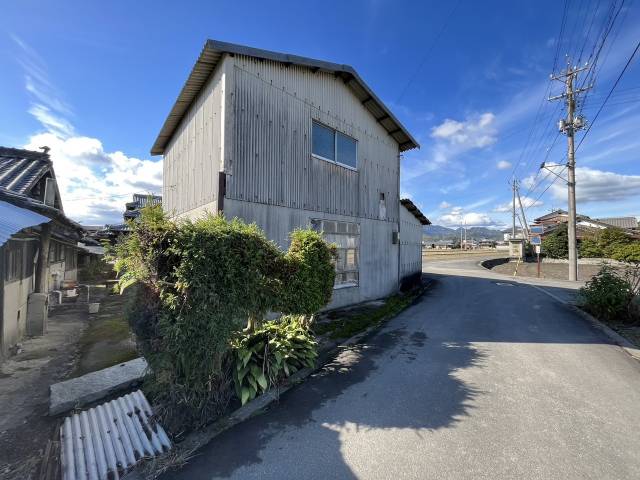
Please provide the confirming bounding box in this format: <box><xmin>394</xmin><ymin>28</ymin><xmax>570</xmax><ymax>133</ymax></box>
<box><xmin>108</xmin><ymin>206</ymin><xmax>336</xmax><ymax>431</ymax></box>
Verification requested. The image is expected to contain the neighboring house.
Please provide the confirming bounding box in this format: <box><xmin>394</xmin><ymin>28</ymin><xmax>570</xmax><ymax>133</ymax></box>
<box><xmin>534</xmin><ymin>209</ymin><xmax>640</xmax><ymax>240</ymax></box>
<box><xmin>123</xmin><ymin>193</ymin><xmax>162</xmax><ymax>222</ymax></box>
<box><xmin>152</xmin><ymin>40</ymin><xmax>424</xmax><ymax>308</ymax></box>
<box><xmin>595</xmin><ymin>217</ymin><xmax>638</xmax><ymax>230</ymax></box>
<box><xmin>0</xmin><ymin>146</ymin><xmax>82</xmax><ymax>360</ymax></box>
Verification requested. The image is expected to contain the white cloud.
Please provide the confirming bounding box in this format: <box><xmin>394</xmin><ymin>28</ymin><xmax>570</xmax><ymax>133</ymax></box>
<box><xmin>439</xmin><ymin>201</ymin><xmax>452</xmax><ymax>209</ymax></box>
<box><xmin>496</xmin><ymin>160</ymin><xmax>512</xmax><ymax>170</ymax></box>
<box><xmin>437</xmin><ymin>205</ymin><xmax>501</xmax><ymax>227</ymax></box>
<box><xmin>431</xmin><ymin>112</ymin><xmax>497</xmax><ymax>149</ymax></box>
<box><xmin>23</xmin><ymin>133</ymin><xmax>162</xmax><ymax>224</ymax></box>
<box><xmin>438</xmin><ymin>210</ymin><xmax>499</xmax><ymax>227</ymax></box>
<box><xmin>493</xmin><ymin>196</ymin><xmax>543</xmax><ymax>213</ymax></box>
<box><xmin>549</xmin><ymin>167</ymin><xmax>640</xmax><ymax>203</ymax></box>
<box><xmin>13</xmin><ymin>35</ymin><xmax>162</xmax><ymax>225</ymax></box>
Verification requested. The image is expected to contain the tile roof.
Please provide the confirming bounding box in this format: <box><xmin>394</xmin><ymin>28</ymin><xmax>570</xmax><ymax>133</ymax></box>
<box><xmin>0</xmin><ymin>146</ymin><xmax>53</xmax><ymax>196</ymax></box>
<box><xmin>595</xmin><ymin>217</ymin><xmax>638</xmax><ymax>229</ymax></box>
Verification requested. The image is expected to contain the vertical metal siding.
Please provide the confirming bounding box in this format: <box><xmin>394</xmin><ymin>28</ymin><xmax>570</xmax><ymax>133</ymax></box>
<box><xmin>60</xmin><ymin>390</ymin><xmax>171</xmax><ymax>480</ymax></box>
<box><xmin>226</xmin><ymin>55</ymin><xmax>399</xmax><ymax>222</ymax></box>
<box><xmin>399</xmin><ymin>205</ymin><xmax>424</xmax><ymax>278</ymax></box>
<box><xmin>163</xmin><ymin>54</ymin><xmax>226</xmax><ymax>217</ymax></box>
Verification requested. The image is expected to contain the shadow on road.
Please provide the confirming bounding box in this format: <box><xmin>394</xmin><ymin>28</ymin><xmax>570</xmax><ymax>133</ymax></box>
<box><xmin>165</xmin><ymin>273</ymin><xmax>617</xmax><ymax>479</ymax></box>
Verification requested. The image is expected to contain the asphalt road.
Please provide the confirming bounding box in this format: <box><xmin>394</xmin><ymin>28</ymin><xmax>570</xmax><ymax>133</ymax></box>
<box><xmin>165</xmin><ymin>255</ymin><xmax>640</xmax><ymax>479</ymax></box>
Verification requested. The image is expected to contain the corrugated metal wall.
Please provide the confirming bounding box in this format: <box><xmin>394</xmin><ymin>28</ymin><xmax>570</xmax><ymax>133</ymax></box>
<box><xmin>399</xmin><ymin>204</ymin><xmax>424</xmax><ymax>279</ymax></box>
<box><xmin>163</xmin><ymin>56</ymin><xmax>226</xmax><ymax>217</ymax></box>
<box><xmin>226</xmin><ymin>55</ymin><xmax>400</xmax><ymax>222</ymax></box>
<box><xmin>224</xmin><ymin>198</ymin><xmax>398</xmax><ymax>308</ymax></box>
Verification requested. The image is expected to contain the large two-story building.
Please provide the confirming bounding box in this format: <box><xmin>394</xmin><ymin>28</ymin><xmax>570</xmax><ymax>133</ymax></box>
<box><xmin>152</xmin><ymin>40</ymin><xmax>428</xmax><ymax>308</ymax></box>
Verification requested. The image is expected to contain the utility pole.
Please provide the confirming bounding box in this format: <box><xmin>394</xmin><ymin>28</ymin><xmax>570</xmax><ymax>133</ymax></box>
<box><xmin>516</xmin><ymin>183</ymin><xmax>529</xmax><ymax>241</ymax></box>
<box><xmin>512</xmin><ymin>179</ymin><xmax>517</xmax><ymax>239</ymax></box>
<box><xmin>549</xmin><ymin>58</ymin><xmax>590</xmax><ymax>281</ymax></box>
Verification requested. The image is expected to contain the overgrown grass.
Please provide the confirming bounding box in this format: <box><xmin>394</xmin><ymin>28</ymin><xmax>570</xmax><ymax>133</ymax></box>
<box><xmin>314</xmin><ymin>289</ymin><xmax>423</xmax><ymax>340</ymax></box>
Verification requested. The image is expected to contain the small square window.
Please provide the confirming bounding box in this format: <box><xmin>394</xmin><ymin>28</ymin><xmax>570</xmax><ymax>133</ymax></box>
<box><xmin>312</xmin><ymin>121</ymin><xmax>335</xmax><ymax>161</ymax></box>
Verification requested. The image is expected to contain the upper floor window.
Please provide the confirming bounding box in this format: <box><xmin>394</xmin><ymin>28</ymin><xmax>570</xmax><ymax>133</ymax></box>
<box><xmin>312</xmin><ymin>121</ymin><xmax>357</xmax><ymax>170</ymax></box>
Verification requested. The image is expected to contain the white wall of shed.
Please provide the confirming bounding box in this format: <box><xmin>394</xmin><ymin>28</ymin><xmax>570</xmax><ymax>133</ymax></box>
<box><xmin>162</xmin><ymin>55</ymin><xmax>230</xmax><ymax>217</ymax></box>
<box><xmin>399</xmin><ymin>205</ymin><xmax>424</xmax><ymax>279</ymax></box>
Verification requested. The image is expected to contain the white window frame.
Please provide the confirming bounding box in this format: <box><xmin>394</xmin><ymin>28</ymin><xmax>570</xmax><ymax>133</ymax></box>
<box><xmin>311</xmin><ymin>120</ymin><xmax>358</xmax><ymax>171</ymax></box>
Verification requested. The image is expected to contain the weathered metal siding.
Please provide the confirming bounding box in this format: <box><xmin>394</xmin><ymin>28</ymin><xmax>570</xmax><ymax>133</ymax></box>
<box><xmin>224</xmin><ymin>198</ymin><xmax>398</xmax><ymax>308</ymax></box>
<box><xmin>162</xmin><ymin>55</ymin><xmax>228</xmax><ymax>218</ymax></box>
<box><xmin>399</xmin><ymin>204</ymin><xmax>424</xmax><ymax>279</ymax></box>
<box><xmin>225</xmin><ymin>55</ymin><xmax>400</xmax><ymax>222</ymax></box>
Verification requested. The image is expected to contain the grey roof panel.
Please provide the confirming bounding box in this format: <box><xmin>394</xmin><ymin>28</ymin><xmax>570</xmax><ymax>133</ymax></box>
<box><xmin>151</xmin><ymin>40</ymin><xmax>419</xmax><ymax>155</ymax></box>
<box><xmin>0</xmin><ymin>199</ymin><xmax>52</xmax><ymax>246</ymax></box>
<box><xmin>0</xmin><ymin>147</ymin><xmax>52</xmax><ymax>196</ymax></box>
<box><xmin>400</xmin><ymin>198</ymin><xmax>431</xmax><ymax>225</ymax></box>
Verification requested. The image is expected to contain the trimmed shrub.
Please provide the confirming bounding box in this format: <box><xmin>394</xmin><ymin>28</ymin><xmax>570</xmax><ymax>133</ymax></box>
<box><xmin>109</xmin><ymin>207</ymin><xmax>335</xmax><ymax>431</ymax></box>
<box><xmin>231</xmin><ymin>315</ymin><xmax>317</xmax><ymax>405</ymax></box>
<box><xmin>276</xmin><ymin>229</ymin><xmax>337</xmax><ymax>321</ymax></box>
<box><xmin>542</xmin><ymin>224</ymin><xmax>569</xmax><ymax>259</ymax></box>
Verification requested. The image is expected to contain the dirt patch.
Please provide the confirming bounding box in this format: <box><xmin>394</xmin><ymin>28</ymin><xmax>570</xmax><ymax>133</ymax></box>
<box><xmin>490</xmin><ymin>260</ymin><xmax>611</xmax><ymax>282</ymax></box>
<box><xmin>73</xmin><ymin>288</ymin><xmax>137</xmax><ymax>377</ymax></box>
<box><xmin>0</xmin><ymin>304</ymin><xmax>86</xmax><ymax>479</ymax></box>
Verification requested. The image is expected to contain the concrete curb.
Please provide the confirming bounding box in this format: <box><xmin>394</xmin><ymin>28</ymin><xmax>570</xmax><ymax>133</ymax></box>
<box><xmin>130</xmin><ymin>281</ymin><xmax>432</xmax><ymax>479</ymax></box>
<box><xmin>528</xmin><ymin>284</ymin><xmax>640</xmax><ymax>362</ymax></box>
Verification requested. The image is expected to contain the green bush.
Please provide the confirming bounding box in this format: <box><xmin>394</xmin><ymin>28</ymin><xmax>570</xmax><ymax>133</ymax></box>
<box><xmin>579</xmin><ymin>265</ymin><xmax>635</xmax><ymax>323</ymax></box>
<box><xmin>231</xmin><ymin>315</ymin><xmax>317</xmax><ymax>404</ymax></box>
<box><xmin>598</xmin><ymin>228</ymin><xmax>631</xmax><ymax>258</ymax></box>
<box><xmin>108</xmin><ymin>207</ymin><xmax>335</xmax><ymax>431</ymax></box>
<box><xmin>542</xmin><ymin>224</ymin><xmax>569</xmax><ymax>259</ymax></box>
<box><xmin>579</xmin><ymin>238</ymin><xmax>603</xmax><ymax>258</ymax></box>
<box><xmin>276</xmin><ymin>229</ymin><xmax>337</xmax><ymax>321</ymax></box>
<box><xmin>611</xmin><ymin>242</ymin><xmax>640</xmax><ymax>263</ymax></box>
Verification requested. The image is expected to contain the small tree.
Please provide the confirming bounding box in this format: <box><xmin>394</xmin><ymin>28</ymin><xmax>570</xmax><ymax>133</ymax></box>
<box><xmin>542</xmin><ymin>224</ymin><xmax>569</xmax><ymax>259</ymax></box>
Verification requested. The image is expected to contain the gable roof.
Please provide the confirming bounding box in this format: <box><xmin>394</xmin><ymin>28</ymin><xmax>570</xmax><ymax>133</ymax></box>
<box><xmin>400</xmin><ymin>198</ymin><xmax>431</xmax><ymax>225</ymax></box>
<box><xmin>151</xmin><ymin>39</ymin><xmax>419</xmax><ymax>155</ymax></box>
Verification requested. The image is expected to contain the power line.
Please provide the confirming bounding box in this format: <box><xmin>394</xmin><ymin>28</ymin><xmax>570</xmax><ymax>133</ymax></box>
<box><xmin>576</xmin><ymin>38</ymin><xmax>640</xmax><ymax>151</ymax></box>
<box><xmin>395</xmin><ymin>0</ymin><xmax>462</xmax><ymax>103</ymax></box>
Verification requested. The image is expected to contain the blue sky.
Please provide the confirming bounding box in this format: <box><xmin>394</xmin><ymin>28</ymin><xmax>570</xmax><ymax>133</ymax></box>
<box><xmin>1</xmin><ymin>0</ymin><xmax>639</xmax><ymax>226</ymax></box>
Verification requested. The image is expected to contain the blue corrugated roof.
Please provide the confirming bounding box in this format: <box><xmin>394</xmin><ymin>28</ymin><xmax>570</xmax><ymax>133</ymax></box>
<box><xmin>0</xmin><ymin>200</ymin><xmax>51</xmax><ymax>246</ymax></box>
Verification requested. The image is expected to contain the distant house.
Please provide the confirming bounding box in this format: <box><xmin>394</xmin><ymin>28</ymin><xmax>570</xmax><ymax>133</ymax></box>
<box><xmin>534</xmin><ymin>209</ymin><xmax>640</xmax><ymax>240</ymax></box>
<box><xmin>0</xmin><ymin>147</ymin><xmax>82</xmax><ymax>360</ymax></box>
<box><xmin>595</xmin><ymin>217</ymin><xmax>638</xmax><ymax>230</ymax></box>
<box><xmin>123</xmin><ymin>193</ymin><xmax>162</xmax><ymax>222</ymax></box>
<box><xmin>152</xmin><ymin>40</ymin><xmax>425</xmax><ymax>308</ymax></box>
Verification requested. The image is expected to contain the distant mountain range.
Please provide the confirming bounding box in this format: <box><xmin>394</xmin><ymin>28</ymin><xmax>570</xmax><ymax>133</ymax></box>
<box><xmin>423</xmin><ymin>225</ymin><xmax>506</xmax><ymax>241</ymax></box>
